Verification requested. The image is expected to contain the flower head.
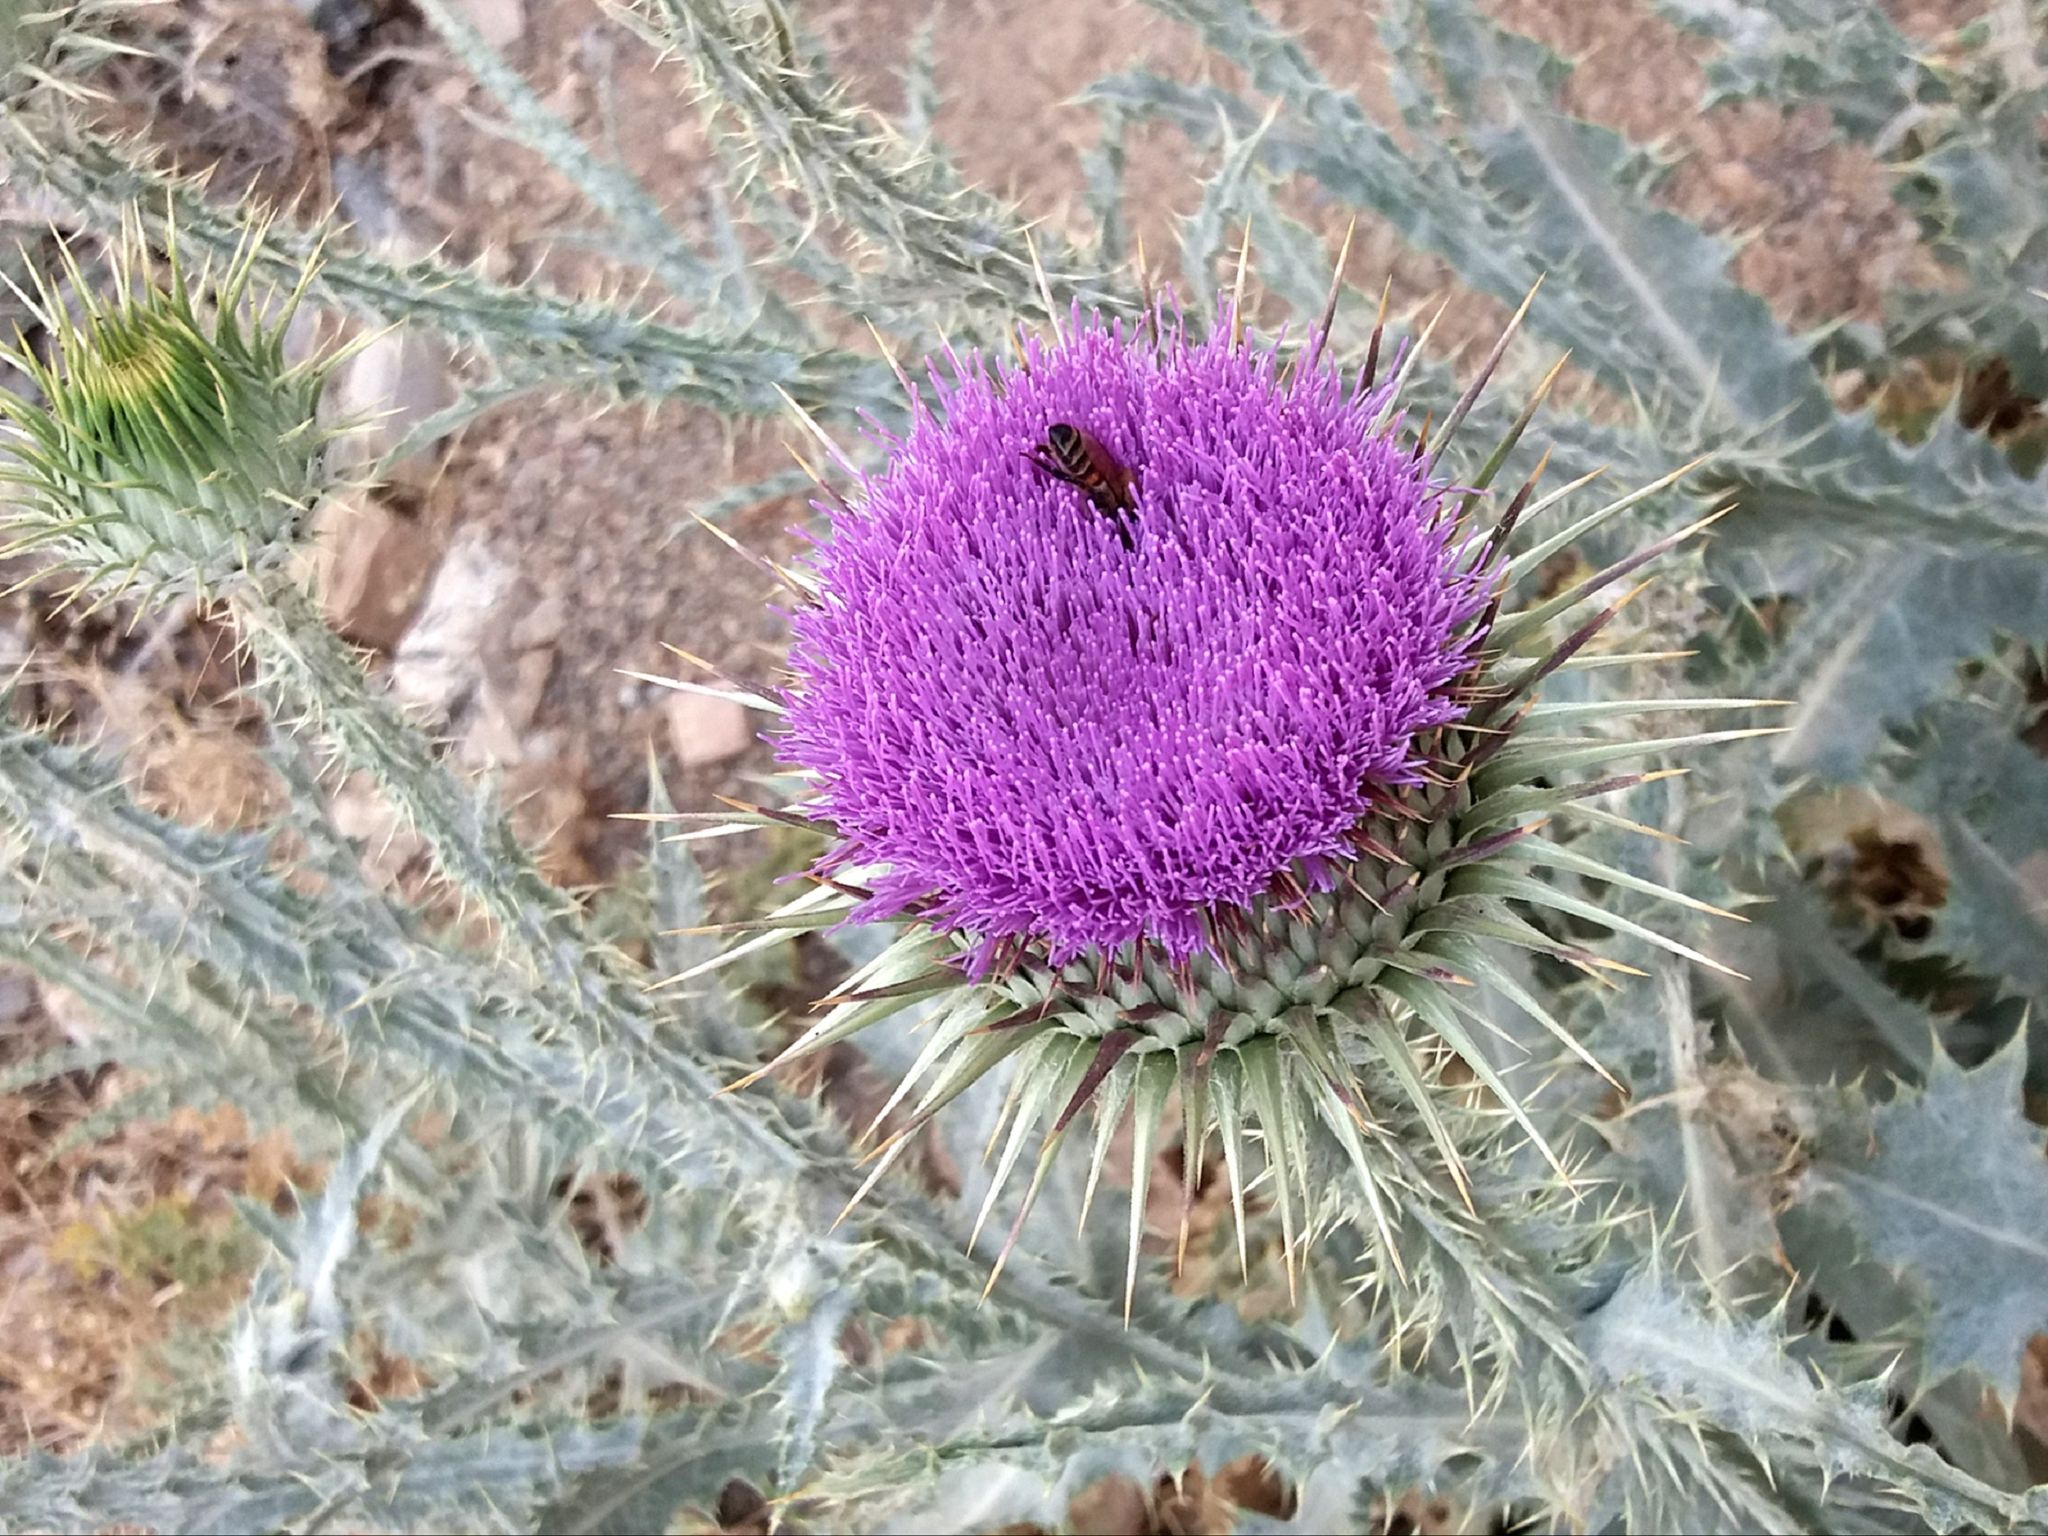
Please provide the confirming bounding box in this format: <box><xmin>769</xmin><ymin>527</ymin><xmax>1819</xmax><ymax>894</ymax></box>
<box><xmin>785</xmin><ymin>315</ymin><xmax>1490</xmax><ymax>966</ymax></box>
<box><xmin>705</xmin><ymin>285</ymin><xmax>1763</xmax><ymax>1312</ymax></box>
<box><xmin>1</xmin><ymin>222</ymin><xmax>336</xmax><ymax>602</ymax></box>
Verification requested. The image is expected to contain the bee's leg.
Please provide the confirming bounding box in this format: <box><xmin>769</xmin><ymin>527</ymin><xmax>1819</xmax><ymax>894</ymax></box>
<box><xmin>1022</xmin><ymin>448</ymin><xmax>1082</xmax><ymax>486</ymax></box>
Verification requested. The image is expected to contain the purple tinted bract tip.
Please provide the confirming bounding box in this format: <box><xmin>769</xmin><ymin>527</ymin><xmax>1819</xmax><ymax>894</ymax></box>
<box><xmin>782</xmin><ymin>310</ymin><xmax>1490</xmax><ymax>966</ymax></box>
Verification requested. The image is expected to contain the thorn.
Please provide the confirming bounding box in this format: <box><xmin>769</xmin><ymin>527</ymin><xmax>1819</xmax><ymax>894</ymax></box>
<box><xmin>710</xmin><ymin>794</ymin><xmax>822</xmax><ymax>835</ymax></box>
<box><xmin>1481</xmin><ymin>446</ymin><xmax>1552</xmax><ymax>566</ymax></box>
<box><xmin>716</xmin><ymin>1062</ymin><xmax>776</xmax><ymax>1097</ymax></box>
<box><xmin>1134</xmin><ymin>231</ymin><xmax>1159</xmax><ymax>345</ymax></box>
<box><xmin>801</xmin><ymin>870</ymin><xmax>875</xmax><ymax>900</ymax></box>
<box><xmin>1570</xmin><ymin>804</ymin><xmax>1688</xmax><ymax>844</ymax></box>
<box><xmin>772</xmin><ymin>384</ymin><xmax>859</xmax><ymax>476</ymax></box>
<box><xmin>811</xmin><ymin>971</ymin><xmax>957</xmax><ymax>1008</ymax></box>
<box><xmin>1349</xmin><ymin>829</ymin><xmax>1409</xmax><ymax>867</ymax></box>
<box><xmin>691</xmin><ymin>508</ymin><xmax>809</xmax><ymax>596</ymax></box>
<box><xmin>855</xmin><ymin>1125</ymin><xmax>911</xmax><ymax>1168</ymax></box>
<box><xmin>1228</xmin><ymin>218</ymin><xmax>1254</xmax><ymax>350</ymax></box>
<box><xmin>1480</xmin><ymin>577</ymin><xmax>1661</xmax><ymax>722</ymax></box>
<box><xmin>1307</xmin><ymin>216</ymin><xmax>1359</xmax><ymax>373</ymax></box>
<box><xmin>1433</xmin><ymin>275</ymin><xmax>1542</xmax><ymax>467</ymax></box>
<box><xmin>863</xmin><ymin>316</ymin><xmax>919</xmax><ymax>406</ymax></box>
<box><xmin>969</xmin><ymin>994</ymin><xmax>1065</xmax><ymax>1035</ymax></box>
<box><xmin>980</xmin><ymin>1186</ymin><xmax>1039</xmax><ymax>1300</ymax></box>
<box><xmin>1026</xmin><ymin>231</ymin><xmax>1062</xmax><ymax>339</ymax></box>
<box><xmin>1049</xmin><ymin>1030</ymin><xmax>1138</xmax><ymax>1138</ymax></box>
<box><xmin>1361</xmin><ymin>274</ymin><xmax>1391</xmax><ymax>390</ymax></box>
<box><xmin>1531</xmin><ymin>349</ymin><xmax>1570</xmax><ymax>409</ymax></box>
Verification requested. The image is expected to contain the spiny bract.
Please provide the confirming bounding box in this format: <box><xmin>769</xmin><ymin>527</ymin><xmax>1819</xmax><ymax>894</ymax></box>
<box><xmin>0</xmin><ymin>221</ymin><xmax>336</xmax><ymax>604</ymax></box>
<box><xmin>694</xmin><ymin>283</ymin><xmax>1768</xmax><ymax>1314</ymax></box>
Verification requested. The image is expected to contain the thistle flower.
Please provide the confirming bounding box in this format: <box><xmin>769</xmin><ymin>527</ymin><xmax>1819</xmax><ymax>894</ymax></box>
<box><xmin>690</xmin><ymin>265</ymin><xmax>1771</xmax><ymax>1314</ymax></box>
<box><xmin>783</xmin><ymin>315</ymin><xmax>1487</xmax><ymax>969</ymax></box>
<box><xmin>0</xmin><ymin>219</ymin><xmax>337</xmax><ymax>606</ymax></box>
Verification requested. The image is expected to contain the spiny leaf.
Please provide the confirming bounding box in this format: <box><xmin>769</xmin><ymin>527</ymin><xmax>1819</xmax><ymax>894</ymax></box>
<box><xmin>1874</xmin><ymin>696</ymin><xmax>2048</xmax><ymax>1016</ymax></box>
<box><xmin>1652</xmin><ymin>0</ymin><xmax>1927</xmax><ymax>139</ymax></box>
<box><xmin>8</xmin><ymin>120</ymin><xmax>896</xmax><ymax>418</ymax></box>
<box><xmin>1742</xmin><ymin>545</ymin><xmax>2048</xmax><ymax>779</ymax></box>
<box><xmin>1579</xmin><ymin>1267</ymin><xmax>2047</xmax><ymax>1530</ymax></box>
<box><xmin>624</xmin><ymin>0</ymin><xmax>1124</xmax><ymax>330</ymax></box>
<box><xmin>1796</xmin><ymin>1034</ymin><xmax>2048</xmax><ymax>1409</ymax></box>
<box><xmin>1177</xmin><ymin>102</ymin><xmax>1278</xmax><ymax>323</ymax></box>
<box><xmin>412</xmin><ymin>0</ymin><xmax>738</xmax><ymax>319</ymax></box>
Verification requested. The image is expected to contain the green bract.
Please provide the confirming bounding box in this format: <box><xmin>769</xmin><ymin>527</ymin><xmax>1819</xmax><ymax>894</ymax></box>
<box><xmin>0</xmin><ymin>226</ymin><xmax>337</xmax><ymax>602</ymax></box>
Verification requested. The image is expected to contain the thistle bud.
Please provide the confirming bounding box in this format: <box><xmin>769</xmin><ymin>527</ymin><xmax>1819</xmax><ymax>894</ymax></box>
<box><xmin>1</xmin><ymin>227</ymin><xmax>337</xmax><ymax>603</ymax></box>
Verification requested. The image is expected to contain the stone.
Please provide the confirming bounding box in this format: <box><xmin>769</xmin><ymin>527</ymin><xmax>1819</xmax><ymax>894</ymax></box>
<box><xmin>310</xmin><ymin>493</ymin><xmax>440</xmax><ymax>653</ymax></box>
<box><xmin>327</xmin><ymin>326</ymin><xmax>457</xmax><ymax>492</ymax></box>
<box><xmin>389</xmin><ymin>532</ymin><xmax>516</xmax><ymax>721</ymax></box>
<box><xmin>664</xmin><ymin>688</ymin><xmax>754</xmax><ymax>766</ymax></box>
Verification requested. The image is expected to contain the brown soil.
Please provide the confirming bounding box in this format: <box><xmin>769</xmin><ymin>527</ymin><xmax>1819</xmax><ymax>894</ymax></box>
<box><xmin>0</xmin><ymin>989</ymin><xmax>313</xmax><ymax>1455</ymax></box>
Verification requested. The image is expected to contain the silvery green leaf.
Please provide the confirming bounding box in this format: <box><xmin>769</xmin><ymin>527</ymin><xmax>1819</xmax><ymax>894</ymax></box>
<box><xmin>1796</xmin><ymin>1034</ymin><xmax>2048</xmax><ymax>1407</ymax></box>
<box><xmin>1746</xmin><ymin>546</ymin><xmax>2048</xmax><ymax>779</ymax></box>
<box><xmin>1873</xmin><ymin>698</ymin><xmax>2048</xmax><ymax>1034</ymax></box>
<box><xmin>1651</xmin><ymin>0</ymin><xmax>1926</xmax><ymax>139</ymax></box>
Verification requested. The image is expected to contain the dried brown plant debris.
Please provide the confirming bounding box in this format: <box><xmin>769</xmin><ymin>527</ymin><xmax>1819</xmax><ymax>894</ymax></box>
<box><xmin>0</xmin><ymin>1082</ymin><xmax>316</xmax><ymax>1454</ymax></box>
<box><xmin>1065</xmin><ymin>1456</ymin><xmax>1298</xmax><ymax>1536</ymax></box>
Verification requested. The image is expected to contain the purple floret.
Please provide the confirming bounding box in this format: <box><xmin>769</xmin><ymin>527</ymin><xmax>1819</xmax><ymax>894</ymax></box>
<box><xmin>781</xmin><ymin>312</ymin><xmax>1492</xmax><ymax>966</ymax></box>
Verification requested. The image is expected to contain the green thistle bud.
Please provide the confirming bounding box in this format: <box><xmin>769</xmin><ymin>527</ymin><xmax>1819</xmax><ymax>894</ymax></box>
<box><xmin>1</xmin><ymin>223</ymin><xmax>338</xmax><ymax>603</ymax></box>
<box><xmin>688</xmin><ymin>279</ymin><xmax>1776</xmax><ymax>1316</ymax></box>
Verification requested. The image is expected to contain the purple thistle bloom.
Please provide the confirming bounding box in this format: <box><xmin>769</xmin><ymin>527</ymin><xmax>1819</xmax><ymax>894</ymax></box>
<box><xmin>782</xmin><ymin>311</ymin><xmax>1494</xmax><ymax>967</ymax></box>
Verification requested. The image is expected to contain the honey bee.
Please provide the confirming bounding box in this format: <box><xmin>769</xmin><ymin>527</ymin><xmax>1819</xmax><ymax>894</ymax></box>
<box><xmin>1026</xmin><ymin>422</ymin><xmax>1138</xmax><ymax>548</ymax></box>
